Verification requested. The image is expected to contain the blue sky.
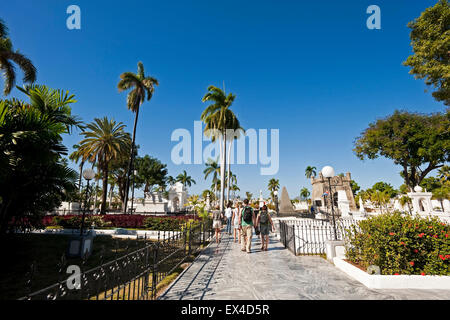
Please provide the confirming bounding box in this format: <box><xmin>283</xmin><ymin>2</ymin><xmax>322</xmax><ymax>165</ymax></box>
<box><xmin>2</xmin><ymin>0</ymin><xmax>446</xmax><ymax>199</ymax></box>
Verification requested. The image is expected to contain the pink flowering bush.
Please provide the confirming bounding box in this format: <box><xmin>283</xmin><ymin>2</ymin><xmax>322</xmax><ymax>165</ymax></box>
<box><xmin>345</xmin><ymin>212</ymin><xmax>450</xmax><ymax>275</ymax></box>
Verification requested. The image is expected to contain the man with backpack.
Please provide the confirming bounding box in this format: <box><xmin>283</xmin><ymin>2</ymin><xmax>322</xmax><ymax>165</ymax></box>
<box><xmin>239</xmin><ymin>199</ymin><xmax>256</xmax><ymax>253</ymax></box>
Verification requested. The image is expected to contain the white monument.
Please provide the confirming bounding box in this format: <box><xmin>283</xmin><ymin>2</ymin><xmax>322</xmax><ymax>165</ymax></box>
<box><xmin>259</xmin><ymin>190</ymin><xmax>265</xmax><ymax>208</ymax></box>
<box><xmin>133</xmin><ymin>191</ymin><xmax>168</xmax><ymax>214</ymax></box>
<box><xmin>337</xmin><ymin>190</ymin><xmax>351</xmax><ymax>218</ymax></box>
<box><xmin>407</xmin><ymin>186</ymin><xmax>434</xmax><ymax>216</ymax></box>
<box><xmin>168</xmin><ymin>182</ymin><xmax>188</xmax><ymax>212</ymax></box>
<box><xmin>129</xmin><ymin>182</ymin><xmax>189</xmax><ymax>214</ymax></box>
<box><xmin>359</xmin><ymin>197</ymin><xmax>366</xmax><ymax>214</ymax></box>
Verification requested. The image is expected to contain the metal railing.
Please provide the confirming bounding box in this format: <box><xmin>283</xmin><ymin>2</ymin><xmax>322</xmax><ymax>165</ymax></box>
<box><xmin>19</xmin><ymin>220</ymin><xmax>212</xmax><ymax>300</ymax></box>
<box><xmin>279</xmin><ymin>218</ymin><xmax>358</xmax><ymax>256</ymax></box>
<box><xmin>47</xmin><ymin>209</ymin><xmax>195</xmax><ymax>216</ymax></box>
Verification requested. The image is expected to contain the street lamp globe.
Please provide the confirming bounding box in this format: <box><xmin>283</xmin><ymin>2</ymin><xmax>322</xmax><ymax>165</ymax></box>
<box><xmin>273</xmin><ymin>190</ymin><xmax>278</xmax><ymax>197</ymax></box>
<box><xmin>321</xmin><ymin>166</ymin><xmax>335</xmax><ymax>179</ymax></box>
<box><xmin>82</xmin><ymin>168</ymin><xmax>95</xmax><ymax>181</ymax></box>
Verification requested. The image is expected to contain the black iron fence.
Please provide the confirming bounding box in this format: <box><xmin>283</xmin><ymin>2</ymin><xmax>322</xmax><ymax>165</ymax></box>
<box><xmin>278</xmin><ymin>218</ymin><xmax>358</xmax><ymax>255</ymax></box>
<box><xmin>47</xmin><ymin>209</ymin><xmax>195</xmax><ymax>216</ymax></box>
<box><xmin>19</xmin><ymin>220</ymin><xmax>212</xmax><ymax>300</ymax></box>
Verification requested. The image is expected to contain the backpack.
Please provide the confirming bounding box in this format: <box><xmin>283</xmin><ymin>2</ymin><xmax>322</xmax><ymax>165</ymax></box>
<box><xmin>242</xmin><ymin>206</ymin><xmax>253</xmax><ymax>223</ymax></box>
<box><xmin>259</xmin><ymin>210</ymin><xmax>269</xmax><ymax>225</ymax></box>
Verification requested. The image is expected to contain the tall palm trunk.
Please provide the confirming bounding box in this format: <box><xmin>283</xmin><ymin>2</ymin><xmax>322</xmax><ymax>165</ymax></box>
<box><xmin>226</xmin><ymin>138</ymin><xmax>233</xmax><ymax>204</ymax></box>
<box><xmin>109</xmin><ymin>184</ymin><xmax>115</xmax><ymax>208</ymax></box>
<box><xmin>78</xmin><ymin>161</ymin><xmax>84</xmax><ymax>195</ymax></box>
<box><xmin>123</xmin><ymin>107</ymin><xmax>140</xmax><ymax>214</ymax></box>
<box><xmin>101</xmin><ymin>163</ymin><xmax>109</xmax><ymax>214</ymax></box>
<box><xmin>220</xmin><ymin>132</ymin><xmax>227</xmax><ymax>214</ymax></box>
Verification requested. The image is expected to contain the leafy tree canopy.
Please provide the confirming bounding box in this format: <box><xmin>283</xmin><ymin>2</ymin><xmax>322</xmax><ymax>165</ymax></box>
<box><xmin>403</xmin><ymin>0</ymin><xmax>450</xmax><ymax>105</ymax></box>
<box><xmin>135</xmin><ymin>155</ymin><xmax>168</xmax><ymax>193</ymax></box>
<box><xmin>354</xmin><ymin>110</ymin><xmax>450</xmax><ymax>190</ymax></box>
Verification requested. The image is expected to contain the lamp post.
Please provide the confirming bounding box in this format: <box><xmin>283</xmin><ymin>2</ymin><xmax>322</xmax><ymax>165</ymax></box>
<box><xmin>130</xmin><ymin>169</ymin><xmax>138</xmax><ymax>214</ymax></box>
<box><xmin>274</xmin><ymin>190</ymin><xmax>279</xmax><ymax>215</ymax></box>
<box><xmin>322</xmin><ymin>166</ymin><xmax>337</xmax><ymax>240</ymax></box>
<box><xmin>67</xmin><ymin>168</ymin><xmax>96</xmax><ymax>259</ymax></box>
<box><xmin>80</xmin><ymin>168</ymin><xmax>95</xmax><ymax>236</ymax></box>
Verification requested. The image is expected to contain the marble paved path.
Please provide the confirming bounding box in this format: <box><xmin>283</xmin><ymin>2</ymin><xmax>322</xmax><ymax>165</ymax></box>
<box><xmin>158</xmin><ymin>231</ymin><xmax>450</xmax><ymax>300</ymax></box>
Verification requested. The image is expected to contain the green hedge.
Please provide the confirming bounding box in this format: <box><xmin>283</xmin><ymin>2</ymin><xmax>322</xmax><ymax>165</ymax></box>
<box><xmin>345</xmin><ymin>212</ymin><xmax>450</xmax><ymax>276</ymax></box>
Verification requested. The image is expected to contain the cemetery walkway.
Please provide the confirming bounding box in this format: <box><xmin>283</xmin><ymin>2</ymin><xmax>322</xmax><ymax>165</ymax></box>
<box><xmin>158</xmin><ymin>231</ymin><xmax>450</xmax><ymax>300</ymax></box>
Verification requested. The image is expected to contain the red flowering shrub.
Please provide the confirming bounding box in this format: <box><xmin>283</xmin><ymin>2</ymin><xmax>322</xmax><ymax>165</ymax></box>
<box><xmin>345</xmin><ymin>212</ymin><xmax>450</xmax><ymax>275</ymax></box>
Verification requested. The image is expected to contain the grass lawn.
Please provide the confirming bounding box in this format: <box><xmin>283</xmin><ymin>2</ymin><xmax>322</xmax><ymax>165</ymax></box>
<box><xmin>0</xmin><ymin>233</ymin><xmax>150</xmax><ymax>300</ymax></box>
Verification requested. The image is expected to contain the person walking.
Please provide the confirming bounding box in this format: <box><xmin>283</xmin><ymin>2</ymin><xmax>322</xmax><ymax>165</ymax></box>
<box><xmin>239</xmin><ymin>199</ymin><xmax>256</xmax><ymax>253</ymax></box>
<box><xmin>256</xmin><ymin>205</ymin><xmax>275</xmax><ymax>251</ymax></box>
<box><xmin>225</xmin><ymin>202</ymin><xmax>233</xmax><ymax>235</ymax></box>
<box><xmin>232</xmin><ymin>202</ymin><xmax>241</xmax><ymax>243</ymax></box>
<box><xmin>212</xmin><ymin>210</ymin><xmax>223</xmax><ymax>244</ymax></box>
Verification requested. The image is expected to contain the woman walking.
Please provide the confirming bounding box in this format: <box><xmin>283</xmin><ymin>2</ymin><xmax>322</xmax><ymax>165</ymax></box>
<box><xmin>232</xmin><ymin>202</ymin><xmax>241</xmax><ymax>243</ymax></box>
<box><xmin>256</xmin><ymin>205</ymin><xmax>275</xmax><ymax>251</ymax></box>
<box><xmin>212</xmin><ymin>210</ymin><xmax>223</xmax><ymax>244</ymax></box>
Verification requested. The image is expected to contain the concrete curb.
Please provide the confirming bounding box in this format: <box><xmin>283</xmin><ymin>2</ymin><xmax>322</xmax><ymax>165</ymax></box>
<box><xmin>333</xmin><ymin>258</ymin><xmax>450</xmax><ymax>290</ymax></box>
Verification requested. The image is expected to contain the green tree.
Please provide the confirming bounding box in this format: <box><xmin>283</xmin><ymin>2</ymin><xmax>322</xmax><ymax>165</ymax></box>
<box><xmin>176</xmin><ymin>170</ymin><xmax>196</xmax><ymax>188</ymax></box>
<box><xmin>201</xmin><ymin>85</ymin><xmax>240</xmax><ymax>215</ymax></box>
<box><xmin>245</xmin><ymin>192</ymin><xmax>253</xmax><ymax>201</ymax></box>
<box><xmin>305</xmin><ymin>166</ymin><xmax>317</xmax><ymax>179</ymax></box>
<box><xmin>420</xmin><ymin>176</ymin><xmax>443</xmax><ymax>193</ymax></box>
<box><xmin>432</xmin><ymin>185</ymin><xmax>450</xmax><ymax>212</ymax></box>
<box><xmin>354</xmin><ymin>110</ymin><xmax>450</xmax><ymax>190</ymax></box>
<box><xmin>350</xmin><ymin>180</ymin><xmax>361</xmax><ymax>196</ymax></box>
<box><xmin>369</xmin><ymin>182</ymin><xmax>398</xmax><ymax>199</ymax></box>
<box><xmin>77</xmin><ymin>117</ymin><xmax>131</xmax><ymax>214</ymax></box>
<box><xmin>300</xmin><ymin>187</ymin><xmax>310</xmax><ymax>201</ymax></box>
<box><xmin>267</xmin><ymin>178</ymin><xmax>280</xmax><ymax>200</ymax></box>
<box><xmin>0</xmin><ymin>85</ymin><xmax>79</xmax><ymax>235</ymax></box>
<box><xmin>134</xmin><ymin>155</ymin><xmax>168</xmax><ymax>193</ymax></box>
<box><xmin>118</xmin><ymin>61</ymin><xmax>159</xmax><ymax>213</ymax></box>
<box><xmin>0</xmin><ymin>19</ymin><xmax>37</xmax><ymax>95</ymax></box>
<box><xmin>203</xmin><ymin>157</ymin><xmax>220</xmax><ymax>199</ymax></box>
<box><xmin>403</xmin><ymin>0</ymin><xmax>450</xmax><ymax>105</ymax></box>
<box><xmin>399</xmin><ymin>195</ymin><xmax>413</xmax><ymax>215</ymax></box>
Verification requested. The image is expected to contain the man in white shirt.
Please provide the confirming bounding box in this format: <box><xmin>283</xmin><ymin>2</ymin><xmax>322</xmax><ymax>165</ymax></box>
<box><xmin>225</xmin><ymin>202</ymin><xmax>233</xmax><ymax>235</ymax></box>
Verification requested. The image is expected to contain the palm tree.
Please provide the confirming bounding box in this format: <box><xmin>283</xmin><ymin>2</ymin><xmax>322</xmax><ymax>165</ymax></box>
<box><xmin>203</xmin><ymin>157</ymin><xmax>220</xmax><ymax>199</ymax></box>
<box><xmin>245</xmin><ymin>192</ymin><xmax>253</xmax><ymax>201</ymax></box>
<box><xmin>305</xmin><ymin>166</ymin><xmax>317</xmax><ymax>179</ymax></box>
<box><xmin>268</xmin><ymin>178</ymin><xmax>280</xmax><ymax>200</ymax></box>
<box><xmin>226</xmin><ymin>126</ymin><xmax>244</xmax><ymax>204</ymax></box>
<box><xmin>300</xmin><ymin>187</ymin><xmax>310</xmax><ymax>201</ymax></box>
<box><xmin>201</xmin><ymin>85</ymin><xmax>239</xmax><ymax>215</ymax></box>
<box><xmin>432</xmin><ymin>186</ymin><xmax>449</xmax><ymax>212</ymax></box>
<box><xmin>399</xmin><ymin>195</ymin><xmax>413</xmax><ymax>214</ymax></box>
<box><xmin>369</xmin><ymin>190</ymin><xmax>390</xmax><ymax>214</ymax></box>
<box><xmin>176</xmin><ymin>170</ymin><xmax>196</xmax><ymax>188</ymax></box>
<box><xmin>69</xmin><ymin>144</ymin><xmax>86</xmax><ymax>195</ymax></box>
<box><xmin>166</xmin><ymin>176</ymin><xmax>176</xmax><ymax>186</ymax></box>
<box><xmin>0</xmin><ymin>19</ymin><xmax>37</xmax><ymax>95</ymax></box>
<box><xmin>438</xmin><ymin>165</ymin><xmax>450</xmax><ymax>184</ymax></box>
<box><xmin>231</xmin><ymin>184</ymin><xmax>240</xmax><ymax>200</ymax></box>
<box><xmin>77</xmin><ymin>117</ymin><xmax>131</xmax><ymax>214</ymax></box>
<box><xmin>118</xmin><ymin>61</ymin><xmax>158</xmax><ymax>214</ymax></box>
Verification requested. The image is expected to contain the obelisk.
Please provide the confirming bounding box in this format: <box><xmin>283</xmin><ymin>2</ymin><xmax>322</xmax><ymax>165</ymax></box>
<box><xmin>279</xmin><ymin>186</ymin><xmax>295</xmax><ymax>215</ymax></box>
